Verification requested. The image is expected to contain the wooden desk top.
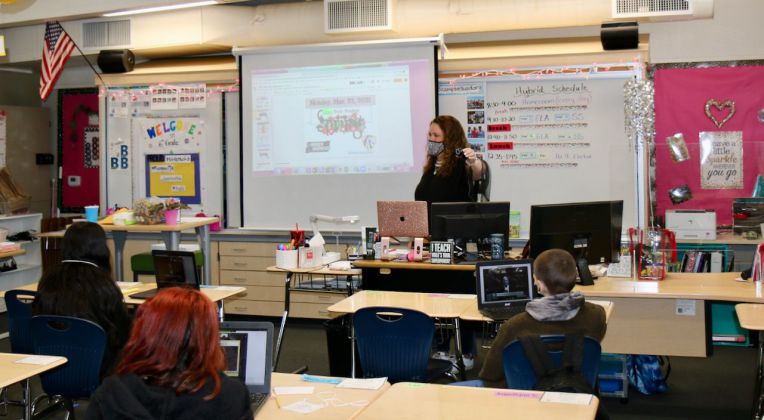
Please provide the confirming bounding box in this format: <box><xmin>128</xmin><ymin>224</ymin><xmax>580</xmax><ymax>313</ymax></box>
<box><xmin>35</xmin><ymin>230</ymin><xmax>65</xmax><ymax>239</ymax></box>
<box><xmin>258</xmin><ymin>373</ymin><xmax>390</xmax><ymax>419</ymax></box>
<box><xmin>353</xmin><ymin>259</ymin><xmax>476</xmax><ymax>271</ymax></box>
<box><xmin>0</xmin><ymin>282</ymin><xmax>245</xmax><ymax>304</ymax></box>
<box><xmin>267</xmin><ymin>265</ymin><xmax>361</xmax><ymax>276</ymax></box>
<box><xmin>574</xmin><ymin>272</ymin><xmax>764</xmax><ymax>303</ymax></box>
<box><xmin>458</xmin><ymin>298</ymin><xmax>614</xmax><ymax>323</ymax></box>
<box><xmin>0</xmin><ymin>248</ymin><xmax>25</xmax><ymax>258</ymax></box>
<box><xmin>678</xmin><ymin>232</ymin><xmax>761</xmax><ymax>245</ymax></box>
<box><xmin>0</xmin><ymin>353</ymin><xmax>67</xmax><ymax>388</ymax></box>
<box><xmin>355</xmin><ymin>382</ymin><xmax>598</xmax><ymax>420</ymax></box>
<box><xmin>99</xmin><ymin>217</ymin><xmax>218</xmax><ymax>232</ymax></box>
<box><xmin>327</xmin><ymin>290</ymin><xmax>474</xmax><ymax>318</ymax></box>
<box><xmin>735</xmin><ymin>304</ymin><xmax>764</xmax><ymax>330</ymax></box>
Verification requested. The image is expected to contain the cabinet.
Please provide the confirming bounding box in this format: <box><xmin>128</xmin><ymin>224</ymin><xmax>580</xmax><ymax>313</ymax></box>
<box><xmin>219</xmin><ymin>241</ymin><xmax>352</xmax><ymax>319</ymax></box>
<box><xmin>0</xmin><ymin>213</ymin><xmax>42</xmax><ymax>312</ymax></box>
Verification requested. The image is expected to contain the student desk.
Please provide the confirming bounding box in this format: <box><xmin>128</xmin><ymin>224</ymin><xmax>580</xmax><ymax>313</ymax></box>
<box><xmin>266</xmin><ymin>265</ymin><xmax>361</xmax><ymax>370</ymax></box>
<box><xmin>458</xmin><ymin>298</ymin><xmax>615</xmax><ymax>323</ymax></box>
<box><xmin>0</xmin><ymin>352</ymin><xmax>67</xmax><ymax>420</ymax></box>
<box><xmin>258</xmin><ymin>372</ymin><xmax>390</xmax><ymax>419</ymax></box>
<box><xmin>1</xmin><ymin>282</ymin><xmax>245</xmax><ymax>320</ymax></box>
<box><xmin>327</xmin><ymin>290</ymin><xmax>475</xmax><ymax>380</ymax></box>
<box><xmin>100</xmin><ymin>217</ymin><xmax>218</xmax><ymax>284</ymax></box>
<box><xmin>735</xmin><ymin>303</ymin><xmax>764</xmax><ymax>420</ymax></box>
<box><xmin>575</xmin><ymin>272</ymin><xmax>763</xmax><ymax>357</ymax></box>
<box><xmin>354</xmin><ymin>382</ymin><xmax>599</xmax><ymax>420</ymax></box>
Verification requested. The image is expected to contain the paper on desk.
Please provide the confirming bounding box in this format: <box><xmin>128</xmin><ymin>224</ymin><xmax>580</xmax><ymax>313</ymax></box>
<box><xmin>208</xmin><ymin>285</ymin><xmax>241</xmax><ymax>291</ymax></box>
<box><xmin>283</xmin><ymin>400</ymin><xmax>323</xmax><ymax>414</ymax></box>
<box><xmin>336</xmin><ymin>377</ymin><xmax>386</xmax><ymax>390</ymax></box>
<box><xmin>117</xmin><ymin>282</ymin><xmax>141</xmax><ymax>289</ymax></box>
<box><xmin>447</xmin><ymin>294</ymin><xmax>474</xmax><ymax>299</ymax></box>
<box><xmin>14</xmin><ymin>355</ymin><xmax>62</xmax><ymax>365</ymax></box>
<box><xmin>540</xmin><ymin>392</ymin><xmax>593</xmax><ymax>405</ymax></box>
<box><xmin>274</xmin><ymin>386</ymin><xmax>314</xmax><ymax>395</ymax></box>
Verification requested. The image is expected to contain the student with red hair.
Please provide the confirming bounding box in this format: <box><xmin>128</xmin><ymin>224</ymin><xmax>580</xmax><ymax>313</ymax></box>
<box><xmin>86</xmin><ymin>288</ymin><xmax>252</xmax><ymax>420</ymax></box>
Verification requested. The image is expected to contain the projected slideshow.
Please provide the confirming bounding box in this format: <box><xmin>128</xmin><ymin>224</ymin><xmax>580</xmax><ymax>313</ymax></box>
<box><xmin>250</xmin><ymin>61</ymin><xmax>424</xmax><ymax>176</ymax></box>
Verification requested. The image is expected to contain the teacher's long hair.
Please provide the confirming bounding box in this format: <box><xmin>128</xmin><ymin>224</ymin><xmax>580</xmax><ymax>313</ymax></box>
<box><xmin>423</xmin><ymin>115</ymin><xmax>469</xmax><ymax>177</ymax></box>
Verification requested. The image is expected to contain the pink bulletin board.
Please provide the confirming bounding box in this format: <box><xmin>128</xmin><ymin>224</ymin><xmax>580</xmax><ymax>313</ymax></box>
<box><xmin>59</xmin><ymin>89</ymin><xmax>99</xmax><ymax>211</ymax></box>
<box><xmin>654</xmin><ymin>66</ymin><xmax>764</xmax><ymax>226</ymax></box>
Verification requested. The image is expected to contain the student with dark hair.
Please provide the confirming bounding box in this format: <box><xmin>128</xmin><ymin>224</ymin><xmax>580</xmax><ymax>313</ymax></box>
<box><xmin>33</xmin><ymin>222</ymin><xmax>130</xmax><ymax>378</ymax></box>
<box><xmin>478</xmin><ymin>248</ymin><xmax>607</xmax><ymax>388</ymax></box>
<box><xmin>86</xmin><ymin>288</ymin><xmax>252</xmax><ymax>420</ymax></box>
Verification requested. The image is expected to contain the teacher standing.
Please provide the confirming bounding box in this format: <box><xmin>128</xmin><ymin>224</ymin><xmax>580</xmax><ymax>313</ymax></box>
<box><xmin>415</xmin><ymin>115</ymin><xmax>488</xmax><ymax>203</ymax></box>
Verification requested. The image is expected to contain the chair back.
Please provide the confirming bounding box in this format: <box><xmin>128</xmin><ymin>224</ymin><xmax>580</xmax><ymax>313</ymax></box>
<box><xmin>4</xmin><ymin>290</ymin><xmax>38</xmax><ymax>354</ymax></box>
<box><xmin>502</xmin><ymin>335</ymin><xmax>601</xmax><ymax>390</ymax></box>
<box><xmin>31</xmin><ymin>315</ymin><xmax>106</xmax><ymax>399</ymax></box>
<box><xmin>354</xmin><ymin>307</ymin><xmax>435</xmax><ymax>383</ymax></box>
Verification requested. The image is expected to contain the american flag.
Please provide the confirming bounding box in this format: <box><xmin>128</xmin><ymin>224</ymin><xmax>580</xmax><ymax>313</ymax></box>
<box><xmin>40</xmin><ymin>21</ymin><xmax>75</xmax><ymax>101</ymax></box>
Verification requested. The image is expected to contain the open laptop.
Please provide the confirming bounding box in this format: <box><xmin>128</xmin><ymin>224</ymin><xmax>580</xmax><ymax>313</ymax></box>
<box><xmin>377</xmin><ymin>200</ymin><xmax>429</xmax><ymax>238</ymax></box>
<box><xmin>129</xmin><ymin>250</ymin><xmax>200</xmax><ymax>300</ymax></box>
<box><xmin>219</xmin><ymin>321</ymin><xmax>274</xmax><ymax>414</ymax></box>
<box><xmin>476</xmin><ymin>259</ymin><xmax>537</xmax><ymax>320</ymax></box>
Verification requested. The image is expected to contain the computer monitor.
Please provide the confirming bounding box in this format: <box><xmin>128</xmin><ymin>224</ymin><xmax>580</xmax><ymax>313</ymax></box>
<box><xmin>529</xmin><ymin>200</ymin><xmax>623</xmax><ymax>285</ymax></box>
<box><xmin>152</xmin><ymin>249</ymin><xmax>200</xmax><ymax>288</ymax></box>
<box><xmin>429</xmin><ymin>202</ymin><xmax>511</xmax><ymax>250</ymax></box>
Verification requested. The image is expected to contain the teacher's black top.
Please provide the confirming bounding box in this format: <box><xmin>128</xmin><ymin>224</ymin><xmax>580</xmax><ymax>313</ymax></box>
<box><xmin>415</xmin><ymin>161</ymin><xmax>471</xmax><ymax>204</ymax></box>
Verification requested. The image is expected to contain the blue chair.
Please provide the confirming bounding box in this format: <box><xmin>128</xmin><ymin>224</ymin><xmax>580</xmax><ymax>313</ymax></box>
<box><xmin>353</xmin><ymin>307</ymin><xmax>452</xmax><ymax>383</ymax></box>
<box><xmin>4</xmin><ymin>290</ymin><xmax>37</xmax><ymax>354</ymax></box>
<box><xmin>30</xmin><ymin>315</ymin><xmax>106</xmax><ymax>419</ymax></box>
<box><xmin>502</xmin><ymin>335</ymin><xmax>601</xmax><ymax>390</ymax></box>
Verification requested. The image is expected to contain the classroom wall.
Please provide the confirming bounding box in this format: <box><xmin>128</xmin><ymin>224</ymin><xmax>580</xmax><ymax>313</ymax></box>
<box><xmin>0</xmin><ymin>71</ymin><xmax>40</xmax><ymax>107</ymax></box>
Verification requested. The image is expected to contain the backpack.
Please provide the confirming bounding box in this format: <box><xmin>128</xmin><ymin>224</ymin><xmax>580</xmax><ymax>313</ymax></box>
<box><xmin>519</xmin><ymin>334</ymin><xmax>594</xmax><ymax>394</ymax></box>
<box><xmin>627</xmin><ymin>355</ymin><xmax>670</xmax><ymax>395</ymax></box>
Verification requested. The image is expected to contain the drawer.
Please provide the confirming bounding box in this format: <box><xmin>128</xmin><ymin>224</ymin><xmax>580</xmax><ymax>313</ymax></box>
<box><xmin>223</xmin><ymin>298</ymin><xmax>283</xmax><ymax>317</ymax></box>
<box><xmin>290</xmin><ymin>302</ymin><xmax>334</xmax><ymax>319</ymax></box>
<box><xmin>236</xmin><ymin>285</ymin><xmax>284</xmax><ymax>302</ymax></box>
<box><xmin>290</xmin><ymin>290</ymin><xmax>347</xmax><ymax>305</ymax></box>
<box><xmin>221</xmin><ymin>270</ymin><xmax>284</xmax><ymax>287</ymax></box>
<box><xmin>220</xmin><ymin>242</ymin><xmax>278</xmax><ymax>257</ymax></box>
<box><xmin>220</xmin><ymin>255</ymin><xmax>274</xmax><ymax>271</ymax></box>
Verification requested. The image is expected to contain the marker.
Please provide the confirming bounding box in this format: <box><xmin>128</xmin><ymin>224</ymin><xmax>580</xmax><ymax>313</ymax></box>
<box><xmin>290</xmin><ymin>239</ymin><xmax>295</xmax><ymax>249</ymax></box>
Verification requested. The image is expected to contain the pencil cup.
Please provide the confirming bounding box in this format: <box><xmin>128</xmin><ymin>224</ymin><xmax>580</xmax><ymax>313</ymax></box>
<box><xmin>84</xmin><ymin>205</ymin><xmax>99</xmax><ymax>223</ymax></box>
<box><xmin>276</xmin><ymin>250</ymin><xmax>298</xmax><ymax>269</ymax></box>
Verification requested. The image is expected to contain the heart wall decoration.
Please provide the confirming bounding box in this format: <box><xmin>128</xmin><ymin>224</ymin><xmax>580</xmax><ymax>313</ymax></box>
<box><xmin>704</xmin><ymin>99</ymin><xmax>736</xmax><ymax>129</ymax></box>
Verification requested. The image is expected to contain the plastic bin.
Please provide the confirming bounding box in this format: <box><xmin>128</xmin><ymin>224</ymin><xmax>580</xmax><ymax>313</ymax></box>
<box><xmin>598</xmin><ymin>353</ymin><xmax>628</xmax><ymax>399</ymax></box>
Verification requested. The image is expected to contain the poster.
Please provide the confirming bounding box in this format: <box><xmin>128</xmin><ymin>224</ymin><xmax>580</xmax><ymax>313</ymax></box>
<box><xmin>84</xmin><ymin>126</ymin><xmax>100</xmax><ymax>169</ymax></box>
<box><xmin>699</xmin><ymin>131</ymin><xmax>743</xmax><ymax>189</ymax></box>
<box><xmin>178</xmin><ymin>83</ymin><xmax>207</xmax><ymax>109</ymax></box>
<box><xmin>149</xmin><ymin>85</ymin><xmax>179</xmax><ymax>110</ymax></box>
<box><xmin>139</xmin><ymin>117</ymin><xmax>203</xmax><ymax>154</ymax></box>
<box><xmin>108</xmin><ymin>139</ymin><xmax>130</xmax><ymax>171</ymax></box>
<box><xmin>145</xmin><ymin>153</ymin><xmax>201</xmax><ymax>204</ymax></box>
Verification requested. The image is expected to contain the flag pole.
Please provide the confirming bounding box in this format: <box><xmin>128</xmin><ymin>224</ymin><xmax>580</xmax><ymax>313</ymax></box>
<box><xmin>59</xmin><ymin>23</ymin><xmax>109</xmax><ymax>88</ymax></box>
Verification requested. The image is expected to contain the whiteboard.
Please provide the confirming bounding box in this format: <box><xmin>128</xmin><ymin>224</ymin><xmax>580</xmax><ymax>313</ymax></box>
<box><xmin>439</xmin><ymin>72</ymin><xmax>639</xmax><ymax>236</ymax></box>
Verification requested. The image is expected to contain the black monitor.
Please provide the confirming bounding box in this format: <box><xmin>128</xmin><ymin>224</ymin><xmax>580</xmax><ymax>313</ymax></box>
<box><xmin>529</xmin><ymin>200</ymin><xmax>623</xmax><ymax>286</ymax></box>
<box><xmin>152</xmin><ymin>250</ymin><xmax>200</xmax><ymax>289</ymax></box>
<box><xmin>429</xmin><ymin>202</ymin><xmax>511</xmax><ymax>255</ymax></box>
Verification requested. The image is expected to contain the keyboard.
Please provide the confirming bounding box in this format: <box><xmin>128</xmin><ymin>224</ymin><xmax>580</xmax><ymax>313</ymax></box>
<box><xmin>251</xmin><ymin>393</ymin><xmax>269</xmax><ymax>413</ymax></box>
<box><xmin>128</xmin><ymin>288</ymin><xmax>158</xmax><ymax>300</ymax></box>
<box><xmin>479</xmin><ymin>305</ymin><xmax>526</xmax><ymax>321</ymax></box>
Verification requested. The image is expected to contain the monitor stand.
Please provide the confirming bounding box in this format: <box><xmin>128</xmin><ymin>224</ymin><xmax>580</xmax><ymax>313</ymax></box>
<box><xmin>576</xmin><ymin>257</ymin><xmax>596</xmax><ymax>286</ymax></box>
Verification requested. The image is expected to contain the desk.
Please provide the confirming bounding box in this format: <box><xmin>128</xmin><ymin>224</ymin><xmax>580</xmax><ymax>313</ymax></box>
<box><xmin>1</xmin><ymin>282</ymin><xmax>245</xmax><ymax>320</ymax></box>
<box><xmin>735</xmin><ymin>303</ymin><xmax>764</xmax><ymax>419</ymax></box>
<box><xmin>0</xmin><ymin>352</ymin><xmax>67</xmax><ymax>420</ymax></box>
<box><xmin>100</xmin><ymin>217</ymin><xmax>218</xmax><ymax>284</ymax></box>
<box><xmin>266</xmin><ymin>265</ymin><xmax>361</xmax><ymax>369</ymax></box>
<box><xmin>458</xmin><ymin>298</ymin><xmax>615</xmax><ymax>323</ymax></box>
<box><xmin>354</xmin><ymin>382</ymin><xmax>598</xmax><ymax>420</ymax></box>
<box><xmin>328</xmin><ymin>290</ymin><xmax>474</xmax><ymax>380</ymax></box>
<box><xmin>574</xmin><ymin>272</ymin><xmax>763</xmax><ymax>357</ymax></box>
<box><xmin>352</xmin><ymin>259</ymin><xmax>475</xmax><ymax>294</ymax></box>
<box><xmin>257</xmin><ymin>373</ymin><xmax>390</xmax><ymax>419</ymax></box>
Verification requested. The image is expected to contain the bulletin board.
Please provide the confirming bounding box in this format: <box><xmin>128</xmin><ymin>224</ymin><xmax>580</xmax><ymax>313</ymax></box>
<box><xmin>654</xmin><ymin>65</ymin><xmax>764</xmax><ymax>226</ymax></box>
<box><xmin>103</xmin><ymin>85</ymin><xmax>225</xmax><ymax>216</ymax></box>
<box><xmin>439</xmin><ymin>66</ymin><xmax>643</xmax><ymax>236</ymax></box>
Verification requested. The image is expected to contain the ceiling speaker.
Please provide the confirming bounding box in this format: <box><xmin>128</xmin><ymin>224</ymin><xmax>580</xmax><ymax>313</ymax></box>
<box><xmin>600</xmin><ymin>22</ymin><xmax>639</xmax><ymax>50</ymax></box>
<box><xmin>97</xmin><ymin>49</ymin><xmax>135</xmax><ymax>74</ymax></box>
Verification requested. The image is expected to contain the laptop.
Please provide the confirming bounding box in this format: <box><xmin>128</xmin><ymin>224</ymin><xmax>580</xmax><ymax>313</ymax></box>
<box><xmin>377</xmin><ymin>200</ymin><xmax>429</xmax><ymax>238</ymax></box>
<box><xmin>219</xmin><ymin>321</ymin><xmax>274</xmax><ymax>414</ymax></box>
<box><xmin>129</xmin><ymin>250</ymin><xmax>200</xmax><ymax>300</ymax></box>
<box><xmin>476</xmin><ymin>259</ymin><xmax>537</xmax><ymax>320</ymax></box>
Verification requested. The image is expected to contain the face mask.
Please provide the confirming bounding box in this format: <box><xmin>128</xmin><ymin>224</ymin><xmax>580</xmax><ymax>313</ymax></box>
<box><xmin>427</xmin><ymin>141</ymin><xmax>444</xmax><ymax>156</ymax></box>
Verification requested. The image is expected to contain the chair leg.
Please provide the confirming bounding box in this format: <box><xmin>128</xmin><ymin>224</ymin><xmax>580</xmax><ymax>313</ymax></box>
<box><xmin>64</xmin><ymin>398</ymin><xmax>76</xmax><ymax>420</ymax></box>
<box><xmin>0</xmin><ymin>387</ymin><xmax>8</xmax><ymax>416</ymax></box>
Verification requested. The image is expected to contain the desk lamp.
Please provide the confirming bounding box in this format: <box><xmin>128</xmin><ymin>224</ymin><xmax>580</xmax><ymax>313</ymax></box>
<box><xmin>308</xmin><ymin>214</ymin><xmax>360</xmax><ymax>264</ymax></box>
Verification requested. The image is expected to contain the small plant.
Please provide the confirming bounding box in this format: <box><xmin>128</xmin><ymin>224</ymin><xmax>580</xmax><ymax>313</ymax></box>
<box><xmin>164</xmin><ymin>197</ymin><xmax>190</xmax><ymax>211</ymax></box>
<box><xmin>133</xmin><ymin>198</ymin><xmax>165</xmax><ymax>225</ymax></box>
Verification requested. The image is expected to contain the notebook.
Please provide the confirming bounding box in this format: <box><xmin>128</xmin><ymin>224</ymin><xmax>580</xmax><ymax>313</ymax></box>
<box><xmin>377</xmin><ymin>200</ymin><xmax>429</xmax><ymax>238</ymax></box>
<box><xmin>476</xmin><ymin>259</ymin><xmax>537</xmax><ymax>320</ymax></box>
<box><xmin>219</xmin><ymin>321</ymin><xmax>274</xmax><ymax>414</ymax></box>
<box><xmin>128</xmin><ymin>250</ymin><xmax>200</xmax><ymax>300</ymax></box>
